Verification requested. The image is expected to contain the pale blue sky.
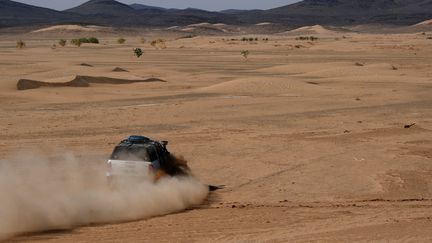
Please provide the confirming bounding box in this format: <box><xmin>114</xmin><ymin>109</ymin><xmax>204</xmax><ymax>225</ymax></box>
<box><xmin>13</xmin><ymin>0</ymin><xmax>300</xmax><ymax>11</ymax></box>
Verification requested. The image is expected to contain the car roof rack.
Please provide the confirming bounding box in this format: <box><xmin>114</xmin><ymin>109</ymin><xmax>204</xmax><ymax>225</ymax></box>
<box><xmin>123</xmin><ymin>135</ymin><xmax>151</xmax><ymax>144</ymax></box>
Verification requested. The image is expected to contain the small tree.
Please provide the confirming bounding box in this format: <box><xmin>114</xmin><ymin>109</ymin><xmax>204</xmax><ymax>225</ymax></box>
<box><xmin>16</xmin><ymin>40</ymin><xmax>25</xmax><ymax>49</ymax></box>
<box><xmin>117</xmin><ymin>38</ymin><xmax>126</xmax><ymax>44</ymax></box>
<box><xmin>241</xmin><ymin>50</ymin><xmax>250</xmax><ymax>59</ymax></box>
<box><xmin>133</xmin><ymin>48</ymin><xmax>143</xmax><ymax>58</ymax></box>
<box><xmin>59</xmin><ymin>39</ymin><xmax>67</xmax><ymax>47</ymax></box>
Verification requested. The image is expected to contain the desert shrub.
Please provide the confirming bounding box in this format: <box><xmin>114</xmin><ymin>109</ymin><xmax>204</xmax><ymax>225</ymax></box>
<box><xmin>133</xmin><ymin>48</ymin><xmax>143</xmax><ymax>58</ymax></box>
<box><xmin>79</xmin><ymin>38</ymin><xmax>90</xmax><ymax>43</ymax></box>
<box><xmin>70</xmin><ymin>38</ymin><xmax>98</xmax><ymax>46</ymax></box>
<box><xmin>117</xmin><ymin>38</ymin><xmax>126</xmax><ymax>44</ymax></box>
<box><xmin>427</xmin><ymin>37</ymin><xmax>432</xmax><ymax>40</ymax></box>
<box><xmin>240</xmin><ymin>37</ymin><xmax>261</xmax><ymax>42</ymax></box>
<box><xmin>16</xmin><ymin>40</ymin><xmax>25</xmax><ymax>49</ymax></box>
<box><xmin>59</xmin><ymin>39</ymin><xmax>67</xmax><ymax>47</ymax></box>
<box><xmin>71</xmin><ymin>39</ymin><xmax>82</xmax><ymax>47</ymax></box>
<box><xmin>241</xmin><ymin>50</ymin><xmax>250</xmax><ymax>59</ymax></box>
<box><xmin>140</xmin><ymin>37</ymin><xmax>146</xmax><ymax>43</ymax></box>
<box><xmin>263</xmin><ymin>38</ymin><xmax>269</xmax><ymax>41</ymax></box>
<box><xmin>79</xmin><ymin>38</ymin><xmax>97</xmax><ymax>44</ymax></box>
<box><xmin>88</xmin><ymin>37</ymin><xmax>99</xmax><ymax>44</ymax></box>
<box><xmin>296</xmin><ymin>36</ymin><xmax>319</xmax><ymax>41</ymax></box>
<box><xmin>150</xmin><ymin>38</ymin><xmax>166</xmax><ymax>49</ymax></box>
<box><xmin>176</xmin><ymin>35</ymin><xmax>195</xmax><ymax>40</ymax></box>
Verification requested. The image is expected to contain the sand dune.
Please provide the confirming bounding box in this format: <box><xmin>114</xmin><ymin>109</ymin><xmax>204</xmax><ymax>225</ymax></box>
<box><xmin>180</xmin><ymin>27</ymin><xmax>196</xmax><ymax>32</ymax></box>
<box><xmin>281</xmin><ymin>25</ymin><xmax>348</xmax><ymax>36</ymax></box>
<box><xmin>112</xmin><ymin>67</ymin><xmax>129</xmax><ymax>72</ymax></box>
<box><xmin>255</xmin><ymin>22</ymin><xmax>272</xmax><ymax>26</ymax></box>
<box><xmin>31</xmin><ymin>25</ymin><xmax>110</xmax><ymax>33</ymax></box>
<box><xmin>188</xmin><ymin>23</ymin><xmax>211</xmax><ymax>27</ymax></box>
<box><xmin>414</xmin><ymin>19</ymin><xmax>432</xmax><ymax>26</ymax></box>
<box><xmin>17</xmin><ymin>76</ymin><xmax>166</xmax><ymax>90</ymax></box>
<box><xmin>198</xmin><ymin>77</ymin><xmax>322</xmax><ymax>95</ymax></box>
<box><xmin>258</xmin><ymin>62</ymin><xmax>401</xmax><ymax>78</ymax></box>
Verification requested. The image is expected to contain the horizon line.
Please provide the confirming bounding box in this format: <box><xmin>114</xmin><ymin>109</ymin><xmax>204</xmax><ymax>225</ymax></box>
<box><xmin>10</xmin><ymin>0</ymin><xmax>301</xmax><ymax>12</ymax></box>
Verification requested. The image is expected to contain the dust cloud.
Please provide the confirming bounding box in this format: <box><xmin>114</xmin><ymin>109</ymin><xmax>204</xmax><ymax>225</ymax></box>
<box><xmin>0</xmin><ymin>151</ymin><xmax>209</xmax><ymax>240</ymax></box>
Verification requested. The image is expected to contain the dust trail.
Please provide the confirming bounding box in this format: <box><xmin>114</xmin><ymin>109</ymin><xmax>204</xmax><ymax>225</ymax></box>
<box><xmin>0</xmin><ymin>152</ymin><xmax>209</xmax><ymax>241</ymax></box>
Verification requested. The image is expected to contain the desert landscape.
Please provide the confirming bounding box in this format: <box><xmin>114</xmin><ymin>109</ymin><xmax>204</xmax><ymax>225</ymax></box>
<box><xmin>1</xmin><ymin>18</ymin><xmax>432</xmax><ymax>242</ymax></box>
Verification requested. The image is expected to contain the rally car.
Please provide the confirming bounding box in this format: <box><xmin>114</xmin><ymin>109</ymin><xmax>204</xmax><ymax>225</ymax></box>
<box><xmin>106</xmin><ymin>135</ymin><xmax>188</xmax><ymax>184</ymax></box>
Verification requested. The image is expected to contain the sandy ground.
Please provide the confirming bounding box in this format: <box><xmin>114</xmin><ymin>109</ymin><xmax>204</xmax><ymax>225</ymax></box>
<box><xmin>1</xmin><ymin>29</ymin><xmax>432</xmax><ymax>242</ymax></box>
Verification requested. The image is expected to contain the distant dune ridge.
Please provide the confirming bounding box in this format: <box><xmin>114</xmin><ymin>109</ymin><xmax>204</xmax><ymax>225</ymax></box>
<box><xmin>415</xmin><ymin>19</ymin><xmax>432</xmax><ymax>26</ymax></box>
<box><xmin>279</xmin><ymin>25</ymin><xmax>350</xmax><ymax>36</ymax></box>
<box><xmin>1</xmin><ymin>0</ymin><xmax>432</xmax><ymax>27</ymax></box>
<box><xmin>31</xmin><ymin>25</ymin><xmax>110</xmax><ymax>33</ymax></box>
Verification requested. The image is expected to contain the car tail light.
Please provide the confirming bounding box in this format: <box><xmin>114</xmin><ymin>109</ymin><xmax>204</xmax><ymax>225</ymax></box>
<box><xmin>149</xmin><ymin>164</ymin><xmax>154</xmax><ymax>172</ymax></box>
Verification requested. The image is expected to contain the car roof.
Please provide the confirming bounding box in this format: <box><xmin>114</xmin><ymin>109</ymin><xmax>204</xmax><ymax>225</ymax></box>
<box><xmin>116</xmin><ymin>136</ymin><xmax>161</xmax><ymax>149</ymax></box>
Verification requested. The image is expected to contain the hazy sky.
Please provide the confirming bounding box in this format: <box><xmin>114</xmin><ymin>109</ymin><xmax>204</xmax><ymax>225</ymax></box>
<box><xmin>13</xmin><ymin>0</ymin><xmax>300</xmax><ymax>11</ymax></box>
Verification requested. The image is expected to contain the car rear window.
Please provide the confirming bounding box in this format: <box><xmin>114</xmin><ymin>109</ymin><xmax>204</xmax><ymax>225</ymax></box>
<box><xmin>110</xmin><ymin>146</ymin><xmax>151</xmax><ymax>161</ymax></box>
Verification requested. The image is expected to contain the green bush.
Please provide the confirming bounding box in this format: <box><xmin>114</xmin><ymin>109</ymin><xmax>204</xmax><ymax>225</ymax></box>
<box><xmin>78</xmin><ymin>37</ymin><xmax>99</xmax><ymax>44</ymax></box>
<box><xmin>70</xmin><ymin>37</ymin><xmax>99</xmax><ymax>47</ymax></box>
<box><xmin>133</xmin><ymin>48</ymin><xmax>143</xmax><ymax>58</ymax></box>
<box><xmin>79</xmin><ymin>38</ymin><xmax>89</xmax><ymax>43</ymax></box>
<box><xmin>88</xmin><ymin>37</ymin><xmax>99</xmax><ymax>44</ymax></box>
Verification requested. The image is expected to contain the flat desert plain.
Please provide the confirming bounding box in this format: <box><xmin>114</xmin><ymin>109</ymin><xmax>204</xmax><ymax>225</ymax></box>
<box><xmin>1</xmin><ymin>29</ymin><xmax>432</xmax><ymax>242</ymax></box>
